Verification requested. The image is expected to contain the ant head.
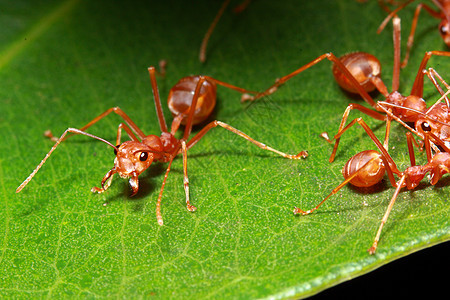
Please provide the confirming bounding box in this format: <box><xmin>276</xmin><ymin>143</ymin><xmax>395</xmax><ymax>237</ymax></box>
<box><xmin>439</xmin><ymin>19</ymin><xmax>450</xmax><ymax>46</ymax></box>
<box><xmin>167</xmin><ymin>76</ymin><xmax>217</xmax><ymax>125</ymax></box>
<box><xmin>113</xmin><ymin>141</ymin><xmax>155</xmax><ymax>179</ymax></box>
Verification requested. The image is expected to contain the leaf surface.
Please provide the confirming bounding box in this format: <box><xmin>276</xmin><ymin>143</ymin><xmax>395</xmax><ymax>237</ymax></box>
<box><xmin>1</xmin><ymin>0</ymin><xmax>449</xmax><ymax>298</ymax></box>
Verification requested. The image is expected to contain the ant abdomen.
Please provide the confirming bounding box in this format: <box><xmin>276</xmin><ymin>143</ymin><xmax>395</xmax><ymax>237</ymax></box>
<box><xmin>332</xmin><ymin>52</ymin><xmax>382</xmax><ymax>94</ymax></box>
<box><xmin>168</xmin><ymin>76</ymin><xmax>217</xmax><ymax>125</ymax></box>
<box><xmin>342</xmin><ymin>150</ymin><xmax>385</xmax><ymax>187</ymax></box>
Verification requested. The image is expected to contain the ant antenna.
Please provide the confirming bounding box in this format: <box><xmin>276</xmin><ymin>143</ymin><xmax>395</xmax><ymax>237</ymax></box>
<box><xmin>199</xmin><ymin>0</ymin><xmax>231</xmax><ymax>63</ymax></box>
<box><xmin>16</xmin><ymin>128</ymin><xmax>118</xmax><ymax>193</ymax></box>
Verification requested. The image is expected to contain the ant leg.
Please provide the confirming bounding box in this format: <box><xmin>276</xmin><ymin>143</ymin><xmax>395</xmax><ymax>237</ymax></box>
<box><xmin>44</xmin><ymin>130</ymin><xmax>61</xmax><ymax>142</ymax></box>
<box><xmin>376</xmin><ymin>0</ymin><xmax>393</xmax><ymax>13</ymax></box>
<box><xmin>156</xmin><ymin>60</ymin><xmax>167</xmax><ymax>77</ymax></box>
<box><xmin>16</xmin><ymin>128</ymin><xmax>117</xmax><ymax>193</ymax></box>
<box><xmin>423</xmin><ymin>131</ymin><xmax>433</xmax><ymax>162</ymax></box>
<box><xmin>181</xmin><ymin>140</ymin><xmax>197</xmax><ymax>212</ymax></box>
<box><xmin>170</xmin><ymin>114</ymin><xmax>184</xmax><ymax>136</ymax></box>
<box><xmin>392</xmin><ymin>17</ymin><xmax>401</xmax><ymax>92</ymax></box>
<box><xmin>199</xmin><ymin>0</ymin><xmax>231</xmax><ymax>63</ymax></box>
<box><xmin>426</xmin><ymin>68</ymin><xmax>450</xmax><ymax>89</ymax></box>
<box><xmin>46</xmin><ymin>123</ymin><xmax>139</xmax><ymax>145</ymax></box>
<box><xmin>183</xmin><ymin>76</ymin><xmax>207</xmax><ymax>140</ymax></box>
<box><xmin>377</xmin><ymin>2</ymin><xmax>441</xmax><ymax>68</ymax></box>
<box><xmin>383</xmin><ymin>116</ymin><xmax>392</xmax><ymax>150</ymax></box>
<box><xmin>406</xmin><ymin>132</ymin><xmax>417</xmax><ymax>166</ymax></box>
<box><xmin>155</xmin><ymin>154</ymin><xmax>177</xmax><ymax>226</ymax></box>
<box><xmin>327</xmin><ymin>103</ymin><xmax>385</xmax><ymax>162</ymax></box>
<box><xmin>148</xmin><ymin>67</ymin><xmax>169</xmax><ymax>133</ymax></box>
<box><xmin>410</xmin><ymin>51</ymin><xmax>450</xmax><ymax>97</ymax></box>
<box><xmin>46</xmin><ymin>107</ymin><xmax>144</xmax><ymax>143</ymax></box>
<box><xmin>293</xmin><ymin>156</ymin><xmax>380</xmax><ymax>215</ymax></box>
<box><xmin>198</xmin><ymin>0</ymin><xmax>251</xmax><ymax>63</ymax></box>
<box><xmin>368</xmin><ymin>174</ymin><xmax>407</xmax><ymax>254</ymax></box>
<box><xmin>377</xmin><ymin>0</ymin><xmax>413</xmax><ymax>34</ymax></box>
<box><xmin>154</xmin><ymin>139</ymin><xmax>208</xmax><ymax>226</ymax></box>
<box><xmin>405</xmin><ymin>130</ymin><xmax>439</xmax><ymax>166</ymax></box>
<box><xmin>74</xmin><ymin>107</ymin><xmax>146</xmax><ymax>141</ymax></box>
<box><xmin>116</xmin><ymin>123</ymin><xmax>139</xmax><ymax>146</ymax></box>
<box><xmin>233</xmin><ymin>0</ymin><xmax>251</xmax><ymax>13</ymax></box>
<box><xmin>243</xmin><ymin>53</ymin><xmax>378</xmax><ymax>108</ymax></box>
<box><xmin>91</xmin><ymin>168</ymin><xmax>117</xmax><ymax>194</ymax></box>
<box><xmin>399</xmin><ymin>3</ymin><xmax>422</xmax><ymax>68</ymax></box>
<box><xmin>186</xmin><ymin>120</ymin><xmax>308</xmax><ymax>159</ymax></box>
<box><xmin>198</xmin><ymin>0</ymin><xmax>252</xmax><ymax>63</ymax></box>
<box><xmin>372</xmin><ymin>16</ymin><xmax>402</xmax><ymax>92</ymax></box>
<box><xmin>404</xmin><ymin>129</ymin><xmax>437</xmax><ymax>165</ymax></box>
<box><xmin>428</xmin><ymin>130</ymin><xmax>450</xmax><ymax>153</ymax></box>
<box><xmin>203</xmin><ymin>76</ymin><xmax>259</xmax><ymax>97</ymax></box>
<box><xmin>423</xmin><ymin>68</ymin><xmax>450</xmax><ymax>108</ymax></box>
<box><xmin>400</xmin><ymin>3</ymin><xmax>441</xmax><ymax>67</ymax></box>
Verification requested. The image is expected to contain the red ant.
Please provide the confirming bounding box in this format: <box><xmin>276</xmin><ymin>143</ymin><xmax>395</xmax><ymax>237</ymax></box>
<box><xmin>16</xmin><ymin>68</ymin><xmax>308</xmax><ymax>225</ymax></box>
<box><xmin>377</xmin><ymin>67</ymin><xmax>450</xmax><ymax>153</ymax></box>
<box><xmin>199</xmin><ymin>0</ymin><xmax>252</xmax><ymax>63</ymax></box>
<box><xmin>377</xmin><ymin>0</ymin><xmax>450</xmax><ymax>67</ymax></box>
<box><xmin>242</xmin><ymin>16</ymin><xmax>450</xmax><ymax>161</ymax></box>
<box><xmin>293</xmin><ymin>88</ymin><xmax>450</xmax><ymax>253</ymax></box>
<box><xmin>330</xmin><ymin>64</ymin><xmax>450</xmax><ymax>164</ymax></box>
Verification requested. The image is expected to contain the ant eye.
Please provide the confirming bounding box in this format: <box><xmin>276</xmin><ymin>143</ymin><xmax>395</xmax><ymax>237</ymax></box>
<box><xmin>440</xmin><ymin>24</ymin><xmax>448</xmax><ymax>35</ymax></box>
<box><xmin>139</xmin><ymin>152</ymin><xmax>149</xmax><ymax>161</ymax></box>
<box><xmin>421</xmin><ymin>122</ymin><xmax>431</xmax><ymax>132</ymax></box>
<box><xmin>114</xmin><ymin>144</ymin><xmax>121</xmax><ymax>155</ymax></box>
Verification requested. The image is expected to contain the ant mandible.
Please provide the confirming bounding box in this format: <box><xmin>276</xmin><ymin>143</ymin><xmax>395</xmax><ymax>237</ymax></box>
<box><xmin>377</xmin><ymin>0</ymin><xmax>450</xmax><ymax>67</ymax></box>
<box><xmin>293</xmin><ymin>89</ymin><xmax>450</xmax><ymax>253</ymax></box>
<box><xmin>242</xmin><ymin>16</ymin><xmax>450</xmax><ymax>162</ymax></box>
<box><xmin>16</xmin><ymin>68</ymin><xmax>308</xmax><ymax>226</ymax></box>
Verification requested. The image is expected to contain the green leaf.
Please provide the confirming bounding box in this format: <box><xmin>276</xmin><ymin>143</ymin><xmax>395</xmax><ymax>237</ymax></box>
<box><xmin>2</xmin><ymin>0</ymin><xmax>449</xmax><ymax>298</ymax></box>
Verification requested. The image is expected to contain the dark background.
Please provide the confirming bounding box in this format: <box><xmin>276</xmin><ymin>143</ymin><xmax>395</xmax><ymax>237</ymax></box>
<box><xmin>312</xmin><ymin>241</ymin><xmax>449</xmax><ymax>299</ymax></box>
